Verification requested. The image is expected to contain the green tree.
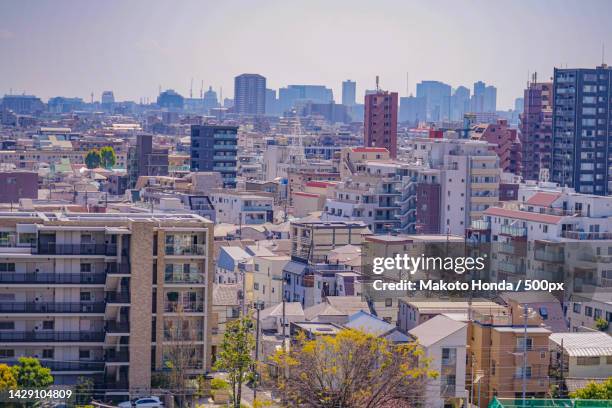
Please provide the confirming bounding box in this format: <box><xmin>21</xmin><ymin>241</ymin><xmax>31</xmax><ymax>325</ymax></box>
<box><xmin>0</xmin><ymin>364</ymin><xmax>17</xmax><ymax>391</ymax></box>
<box><xmin>100</xmin><ymin>146</ymin><xmax>117</xmax><ymax>169</ymax></box>
<box><xmin>11</xmin><ymin>357</ymin><xmax>53</xmax><ymax>388</ymax></box>
<box><xmin>214</xmin><ymin>316</ymin><xmax>255</xmax><ymax>408</ymax></box>
<box><xmin>84</xmin><ymin>149</ymin><xmax>102</xmax><ymax>169</ymax></box>
<box><xmin>570</xmin><ymin>377</ymin><xmax>612</xmax><ymax>400</ymax></box>
<box><xmin>595</xmin><ymin>317</ymin><xmax>609</xmax><ymax>331</ymax></box>
<box><xmin>75</xmin><ymin>376</ymin><xmax>94</xmax><ymax>405</ymax></box>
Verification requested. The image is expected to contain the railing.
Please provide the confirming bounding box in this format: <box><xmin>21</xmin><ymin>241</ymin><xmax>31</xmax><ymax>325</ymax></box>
<box><xmin>440</xmin><ymin>384</ymin><xmax>456</xmax><ymax>397</ymax></box>
<box><xmin>165</xmin><ymin>244</ymin><xmax>206</xmax><ymax>256</ymax></box>
<box><xmin>0</xmin><ymin>273</ymin><xmax>106</xmax><ymax>284</ymax></box>
<box><xmin>34</xmin><ymin>243</ymin><xmax>118</xmax><ymax>256</ymax></box>
<box><xmin>213</xmin><ymin>166</ymin><xmax>237</xmax><ymax>172</ymax></box>
<box><xmin>242</xmin><ymin>205</ymin><xmax>272</xmax><ymax>212</ymax></box>
<box><xmin>0</xmin><ymin>331</ymin><xmax>105</xmax><ymax>342</ymax></box>
<box><xmin>164</xmin><ymin>301</ymin><xmax>204</xmax><ymax>313</ymax></box>
<box><xmin>44</xmin><ymin>360</ymin><xmax>106</xmax><ymax>371</ymax></box>
<box><xmin>106</xmin><ymin>263</ymin><xmax>131</xmax><ymax>274</ymax></box>
<box><xmin>562</xmin><ymin>230</ymin><xmax>612</xmax><ymax>240</ymax></box>
<box><xmin>163</xmin><ymin>330</ymin><xmax>204</xmax><ymax>341</ymax></box>
<box><xmin>0</xmin><ymin>302</ymin><xmax>105</xmax><ymax>313</ymax></box>
<box><xmin>500</xmin><ymin>225</ymin><xmax>527</xmax><ymax>237</ymax></box>
<box><xmin>105</xmin><ymin>292</ymin><xmax>130</xmax><ymax>304</ymax></box>
<box><xmin>534</xmin><ymin>249</ymin><xmax>564</xmax><ymax>263</ymax></box>
<box><xmin>164</xmin><ymin>273</ymin><xmax>206</xmax><ymax>284</ymax></box>
<box><xmin>106</xmin><ymin>351</ymin><xmax>130</xmax><ymax>363</ymax></box>
<box><xmin>213</xmin><ymin>144</ymin><xmax>237</xmax><ymax>150</ymax></box>
<box><xmin>106</xmin><ymin>321</ymin><xmax>130</xmax><ymax>333</ymax></box>
<box><xmin>470</xmin><ymin>220</ymin><xmax>490</xmax><ymax>230</ymax></box>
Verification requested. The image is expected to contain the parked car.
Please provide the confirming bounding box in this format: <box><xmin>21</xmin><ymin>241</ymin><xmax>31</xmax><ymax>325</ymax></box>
<box><xmin>118</xmin><ymin>396</ymin><xmax>164</xmax><ymax>408</ymax></box>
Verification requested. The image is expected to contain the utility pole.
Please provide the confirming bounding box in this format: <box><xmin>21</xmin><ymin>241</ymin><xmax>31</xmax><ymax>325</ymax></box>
<box><xmin>559</xmin><ymin>338</ymin><xmax>565</xmax><ymax>398</ymax></box>
<box><xmin>522</xmin><ymin>303</ymin><xmax>528</xmax><ymax>405</ymax></box>
<box><xmin>253</xmin><ymin>302</ymin><xmax>261</xmax><ymax>402</ymax></box>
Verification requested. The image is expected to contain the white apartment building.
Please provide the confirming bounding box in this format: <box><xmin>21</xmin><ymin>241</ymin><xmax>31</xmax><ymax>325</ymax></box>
<box><xmin>209</xmin><ymin>191</ymin><xmax>274</xmax><ymax>225</ymax></box>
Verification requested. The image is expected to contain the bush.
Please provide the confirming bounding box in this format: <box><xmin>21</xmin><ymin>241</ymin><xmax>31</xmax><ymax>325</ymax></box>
<box><xmin>211</xmin><ymin>378</ymin><xmax>230</xmax><ymax>390</ymax></box>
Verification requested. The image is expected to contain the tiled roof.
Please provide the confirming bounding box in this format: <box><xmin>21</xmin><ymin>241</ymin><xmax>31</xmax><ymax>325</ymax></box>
<box><xmin>484</xmin><ymin>207</ymin><xmax>563</xmax><ymax>224</ymax></box>
<box><xmin>525</xmin><ymin>192</ymin><xmax>562</xmax><ymax>207</ymax></box>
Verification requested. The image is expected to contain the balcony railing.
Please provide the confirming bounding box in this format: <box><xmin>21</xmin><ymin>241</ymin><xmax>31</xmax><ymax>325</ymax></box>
<box><xmin>0</xmin><ymin>302</ymin><xmax>105</xmax><ymax>313</ymax></box>
<box><xmin>500</xmin><ymin>225</ymin><xmax>527</xmax><ymax>237</ymax></box>
<box><xmin>561</xmin><ymin>231</ymin><xmax>612</xmax><ymax>240</ymax></box>
<box><xmin>164</xmin><ymin>273</ymin><xmax>206</xmax><ymax>284</ymax></box>
<box><xmin>106</xmin><ymin>263</ymin><xmax>131</xmax><ymax>275</ymax></box>
<box><xmin>34</xmin><ymin>243</ymin><xmax>117</xmax><ymax>256</ymax></box>
<box><xmin>106</xmin><ymin>321</ymin><xmax>130</xmax><ymax>333</ymax></box>
<box><xmin>0</xmin><ymin>273</ymin><xmax>106</xmax><ymax>284</ymax></box>
<box><xmin>165</xmin><ymin>245</ymin><xmax>206</xmax><ymax>256</ymax></box>
<box><xmin>469</xmin><ymin>220</ymin><xmax>490</xmax><ymax>230</ymax></box>
<box><xmin>0</xmin><ymin>331</ymin><xmax>105</xmax><ymax>342</ymax></box>
<box><xmin>105</xmin><ymin>351</ymin><xmax>130</xmax><ymax>363</ymax></box>
<box><xmin>105</xmin><ymin>292</ymin><xmax>130</xmax><ymax>304</ymax></box>
<box><xmin>534</xmin><ymin>249</ymin><xmax>564</xmax><ymax>263</ymax></box>
<box><xmin>0</xmin><ymin>359</ymin><xmax>106</xmax><ymax>372</ymax></box>
<box><xmin>163</xmin><ymin>330</ymin><xmax>204</xmax><ymax>341</ymax></box>
<box><xmin>164</xmin><ymin>301</ymin><xmax>204</xmax><ymax>313</ymax></box>
<box><xmin>242</xmin><ymin>205</ymin><xmax>272</xmax><ymax>212</ymax></box>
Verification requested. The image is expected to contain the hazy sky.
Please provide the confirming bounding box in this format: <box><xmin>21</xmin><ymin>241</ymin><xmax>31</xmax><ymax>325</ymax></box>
<box><xmin>1</xmin><ymin>0</ymin><xmax>611</xmax><ymax>109</ymax></box>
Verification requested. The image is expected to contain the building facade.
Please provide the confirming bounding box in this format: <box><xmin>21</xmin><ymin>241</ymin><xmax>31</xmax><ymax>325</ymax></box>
<box><xmin>234</xmin><ymin>74</ymin><xmax>266</xmax><ymax>116</ymax></box>
<box><xmin>364</xmin><ymin>90</ymin><xmax>398</xmax><ymax>158</ymax></box>
<box><xmin>190</xmin><ymin>125</ymin><xmax>238</xmax><ymax>188</ymax></box>
<box><xmin>520</xmin><ymin>81</ymin><xmax>553</xmax><ymax>181</ymax></box>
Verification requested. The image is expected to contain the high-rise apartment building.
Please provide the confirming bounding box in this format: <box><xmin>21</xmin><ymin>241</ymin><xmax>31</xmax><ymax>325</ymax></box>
<box><xmin>0</xmin><ymin>212</ymin><xmax>213</xmax><ymax>397</ymax></box>
<box><xmin>342</xmin><ymin>80</ymin><xmax>356</xmax><ymax>106</ymax></box>
<box><xmin>190</xmin><ymin>124</ymin><xmax>238</xmax><ymax>188</ymax></box>
<box><xmin>364</xmin><ymin>90</ymin><xmax>398</xmax><ymax>158</ymax></box>
<box><xmin>520</xmin><ymin>80</ymin><xmax>553</xmax><ymax>181</ymax></box>
<box><xmin>233</xmin><ymin>74</ymin><xmax>266</xmax><ymax>116</ymax></box>
<box><xmin>484</xmin><ymin>85</ymin><xmax>497</xmax><ymax>112</ymax></box>
<box><xmin>451</xmin><ymin>86</ymin><xmax>471</xmax><ymax>121</ymax></box>
<box><xmin>551</xmin><ymin>64</ymin><xmax>612</xmax><ymax>194</ymax></box>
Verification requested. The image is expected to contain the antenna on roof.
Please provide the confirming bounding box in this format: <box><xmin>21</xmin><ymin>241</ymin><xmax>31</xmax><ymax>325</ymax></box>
<box><xmin>603</xmin><ymin>42</ymin><xmax>606</xmax><ymax>65</ymax></box>
<box><xmin>200</xmin><ymin>80</ymin><xmax>204</xmax><ymax>99</ymax></box>
<box><xmin>376</xmin><ymin>75</ymin><xmax>380</xmax><ymax>92</ymax></box>
<box><xmin>190</xmin><ymin>78</ymin><xmax>193</xmax><ymax>99</ymax></box>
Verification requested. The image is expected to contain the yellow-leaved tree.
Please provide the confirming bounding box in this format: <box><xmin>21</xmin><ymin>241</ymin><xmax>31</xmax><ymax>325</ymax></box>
<box><xmin>270</xmin><ymin>328</ymin><xmax>437</xmax><ymax>408</ymax></box>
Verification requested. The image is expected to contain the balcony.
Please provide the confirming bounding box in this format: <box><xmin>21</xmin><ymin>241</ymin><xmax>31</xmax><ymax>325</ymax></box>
<box><xmin>163</xmin><ymin>330</ymin><xmax>204</xmax><ymax>342</ymax></box>
<box><xmin>0</xmin><ymin>359</ymin><xmax>106</xmax><ymax>372</ymax></box>
<box><xmin>561</xmin><ymin>230</ymin><xmax>612</xmax><ymax>240</ymax></box>
<box><xmin>500</xmin><ymin>225</ymin><xmax>527</xmax><ymax>238</ymax></box>
<box><xmin>34</xmin><ymin>243</ymin><xmax>117</xmax><ymax>256</ymax></box>
<box><xmin>534</xmin><ymin>249</ymin><xmax>564</xmax><ymax>263</ymax></box>
<box><xmin>165</xmin><ymin>244</ymin><xmax>206</xmax><ymax>256</ymax></box>
<box><xmin>105</xmin><ymin>292</ymin><xmax>130</xmax><ymax>304</ymax></box>
<box><xmin>105</xmin><ymin>350</ymin><xmax>130</xmax><ymax>363</ymax></box>
<box><xmin>213</xmin><ymin>155</ymin><xmax>237</xmax><ymax>160</ymax></box>
<box><xmin>0</xmin><ymin>272</ymin><xmax>106</xmax><ymax>284</ymax></box>
<box><xmin>440</xmin><ymin>384</ymin><xmax>456</xmax><ymax>398</ymax></box>
<box><xmin>0</xmin><ymin>302</ymin><xmax>105</xmax><ymax>313</ymax></box>
<box><xmin>106</xmin><ymin>263</ymin><xmax>131</xmax><ymax>275</ymax></box>
<box><xmin>498</xmin><ymin>261</ymin><xmax>525</xmax><ymax>275</ymax></box>
<box><xmin>106</xmin><ymin>321</ymin><xmax>130</xmax><ymax>334</ymax></box>
<box><xmin>164</xmin><ymin>301</ymin><xmax>204</xmax><ymax>313</ymax></box>
<box><xmin>213</xmin><ymin>144</ymin><xmax>237</xmax><ymax>150</ymax></box>
<box><xmin>469</xmin><ymin>220</ymin><xmax>490</xmax><ymax>230</ymax></box>
<box><xmin>164</xmin><ymin>273</ymin><xmax>206</xmax><ymax>284</ymax></box>
<box><xmin>214</xmin><ymin>134</ymin><xmax>237</xmax><ymax>140</ymax></box>
<box><xmin>242</xmin><ymin>205</ymin><xmax>272</xmax><ymax>212</ymax></box>
<box><xmin>0</xmin><ymin>331</ymin><xmax>105</xmax><ymax>342</ymax></box>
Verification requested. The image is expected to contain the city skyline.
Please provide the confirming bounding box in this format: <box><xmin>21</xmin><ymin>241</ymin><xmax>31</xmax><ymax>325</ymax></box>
<box><xmin>1</xmin><ymin>0</ymin><xmax>612</xmax><ymax>109</ymax></box>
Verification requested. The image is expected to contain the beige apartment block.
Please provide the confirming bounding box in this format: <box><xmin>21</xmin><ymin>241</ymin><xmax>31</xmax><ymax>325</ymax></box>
<box><xmin>0</xmin><ymin>212</ymin><xmax>213</xmax><ymax>398</ymax></box>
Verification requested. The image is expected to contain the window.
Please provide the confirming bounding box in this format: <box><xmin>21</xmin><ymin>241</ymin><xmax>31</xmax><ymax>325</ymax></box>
<box><xmin>515</xmin><ymin>366</ymin><xmax>532</xmax><ymax>378</ymax></box>
<box><xmin>516</xmin><ymin>337</ymin><xmax>533</xmax><ymax>350</ymax></box>
<box><xmin>577</xmin><ymin>356</ymin><xmax>599</xmax><ymax>365</ymax></box>
<box><xmin>42</xmin><ymin>349</ymin><xmax>54</xmax><ymax>359</ymax></box>
<box><xmin>80</xmin><ymin>292</ymin><xmax>91</xmax><ymax>302</ymax></box>
<box><xmin>0</xmin><ymin>349</ymin><xmax>14</xmax><ymax>358</ymax></box>
<box><xmin>0</xmin><ymin>322</ymin><xmax>15</xmax><ymax>330</ymax></box>
<box><xmin>79</xmin><ymin>349</ymin><xmax>91</xmax><ymax>359</ymax></box>
<box><xmin>594</xmin><ymin>309</ymin><xmax>602</xmax><ymax>319</ymax></box>
<box><xmin>585</xmin><ymin>306</ymin><xmax>593</xmax><ymax>317</ymax></box>
<box><xmin>573</xmin><ymin>303</ymin><xmax>581</xmax><ymax>313</ymax></box>
<box><xmin>385</xmin><ymin>298</ymin><xmax>393</xmax><ymax>307</ymax></box>
<box><xmin>0</xmin><ymin>263</ymin><xmax>15</xmax><ymax>272</ymax></box>
<box><xmin>491</xmin><ymin>360</ymin><xmax>496</xmax><ymax>375</ymax></box>
<box><xmin>42</xmin><ymin>320</ymin><xmax>54</xmax><ymax>330</ymax></box>
<box><xmin>80</xmin><ymin>263</ymin><xmax>92</xmax><ymax>273</ymax></box>
<box><xmin>254</xmin><ymin>282</ymin><xmax>260</xmax><ymax>291</ymax></box>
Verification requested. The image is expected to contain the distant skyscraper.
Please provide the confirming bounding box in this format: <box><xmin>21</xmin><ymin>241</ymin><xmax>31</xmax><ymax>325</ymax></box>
<box><xmin>451</xmin><ymin>86</ymin><xmax>470</xmax><ymax>121</ymax></box>
<box><xmin>202</xmin><ymin>86</ymin><xmax>218</xmax><ymax>113</ymax></box>
<box><xmin>399</xmin><ymin>95</ymin><xmax>426</xmax><ymax>124</ymax></box>
<box><xmin>472</xmin><ymin>81</ymin><xmax>486</xmax><ymax>112</ymax></box>
<box><xmin>278</xmin><ymin>85</ymin><xmax>333</xmax><ymax>112</ymax></box>
<box><xmin>265</xmin><ymin>88</ymin><xmax>278</xmax><ymax>115</ymax></box>
<box><xmin>551</xmin><ymin>65</ymin><xmax>612</xmax><ymax>194</ymax></box>
<box><xmin>484</xmin><ymin>85</ymin><xmax>497</xmax><ymax>112</ymax></box>
<box><xmin>514</xmin><ymin>97</ymin><xmax>524</xmax><ymax>113</ymax></box>
<box><xmin>520</xmin><ymin>79</ymin><xmax>552</xmax><ymax>181</ymax></box>
<box><xmin>101</xmin><ymin>91</ymin><xmax>115</xmax><ymax>105</ymax></box>
<box><xmin>416</xmin><ymin>81</ymin><xmax>451</xmax><ymax>121</ymax></box>
<box><xmin>364</xmin><ymin>90</ymin><xmax>398</xmax><ymax>158</ymax></box>
<box><xmin>342</xmin><ymin>80</ymin><xmax>356</xmax><ymax>106</ymax></box>
<box><xmin>233</xmin><ymin>73</ymin><xmax>266</xmax><ymax>115</ymax></box>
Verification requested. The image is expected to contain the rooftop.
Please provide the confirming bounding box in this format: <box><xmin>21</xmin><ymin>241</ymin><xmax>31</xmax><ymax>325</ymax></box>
<box><xmin>549</xmin><ymin>332</ymin><xmax>612</xmax><ymax>357</ymax></box>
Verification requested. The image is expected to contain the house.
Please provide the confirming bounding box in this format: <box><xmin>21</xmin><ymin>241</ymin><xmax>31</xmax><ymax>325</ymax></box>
<box><xmin>408</xmin><ymin>315</ymin><xmax>469</xmax><ymax>408</ymax></box>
